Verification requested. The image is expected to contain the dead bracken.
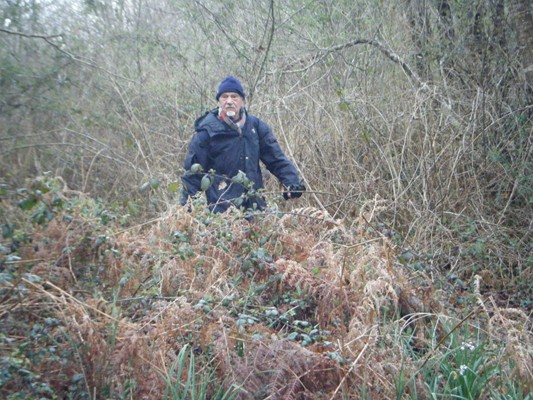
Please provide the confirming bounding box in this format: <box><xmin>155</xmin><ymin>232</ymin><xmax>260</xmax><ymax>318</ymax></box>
<box><xmin>1</xmin><ymin>202</ymin><xmax>531</xmax><ymax>399</ymax></box>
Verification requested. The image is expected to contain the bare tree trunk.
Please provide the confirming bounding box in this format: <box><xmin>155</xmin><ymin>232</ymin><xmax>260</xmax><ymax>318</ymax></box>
<box><xmin>492</xmin><ymin>0</ymin><xmax>506</xmax><ymax>49</ymax></box>
<box><xmin>508</xmin><ymin>0</ymin><xmax>533</xmax><ymax>99</ymax></box>
<box><xmin>404</xmin><ymin>0</ymin><xmax>432</xmax><ymax>81</ymax></box>
<box><xmin>470</xmin><ymin>3</ymin><xmax>485</xmax><ymax>56</ymax></box>
<box><xmin>437</xmin><ymin>0</ymin><xmax>455</xmax><ymax>44</ymax></box>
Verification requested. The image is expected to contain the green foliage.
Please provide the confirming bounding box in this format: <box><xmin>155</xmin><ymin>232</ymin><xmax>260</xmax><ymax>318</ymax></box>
<box><xmin>13</xmin><ymin>176</ymin><xmax>64</xmax><ymax>226</ymax></box>
<box><xmin>240</xmin><ymin>246</ymin><xmax>272</xmax><ymax>275</ymax></box>
<box><xmin>394</xmin><ymin>321</ymin><xmax>523</xmax><ymax>400</ymax></box>
<box><xmin>0</xmin><ymin>177</ymin><xmax>65</xmax><ymax>264</ymax></box>
<box><xmin>162</xmin><ymin>344</ymin><xmax>240</xmax><ymax>400</ymax></box>
<box><xmin>428</xmin><ymin>338</ymin><xmax>499</xmax><ymax>398</ymax></box>
<box><xmin>0</xmin><ymin>320</ymin><xmax>80</xmax><ymax>400</ymax></box>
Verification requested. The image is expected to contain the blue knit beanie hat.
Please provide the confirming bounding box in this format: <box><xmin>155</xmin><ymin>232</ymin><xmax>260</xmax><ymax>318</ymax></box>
<box><xmin>216</xmin><ymin>76</ymin><xmax>245</xmax><ymax>100</ymax></box>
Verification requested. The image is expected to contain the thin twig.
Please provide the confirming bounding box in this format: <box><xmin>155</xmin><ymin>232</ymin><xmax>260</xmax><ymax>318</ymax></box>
<box><xmin>329</xmin><ymin>342</ymin><xmax>370</xmax><ymax>400</ymax></box>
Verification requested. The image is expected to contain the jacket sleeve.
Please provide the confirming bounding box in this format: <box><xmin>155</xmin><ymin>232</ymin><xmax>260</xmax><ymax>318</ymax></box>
<box><xmin>257</xmin><ymin>120</ymin><xmax>301</xmax><ymax>187</ymax></box>
<box><xmin>180</xmin><ymin>129</ymin><xmax>210</xmax><ymax>205</ymax></box>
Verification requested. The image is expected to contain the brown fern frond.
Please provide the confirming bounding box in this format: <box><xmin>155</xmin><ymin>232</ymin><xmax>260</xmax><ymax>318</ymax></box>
<box><xmin>489</xmin><ymin>305</ymin><xmax>533</xmax><ymax>393</ymax></box>
<box><xmin>213</xmin><ymin>335</ymin><xmax>343</xmax><ymax>400</ymax></box>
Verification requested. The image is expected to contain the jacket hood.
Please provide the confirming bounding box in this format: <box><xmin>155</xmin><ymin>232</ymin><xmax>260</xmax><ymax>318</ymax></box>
<box><xmin>194</xmin><ymin>109</ymin><xmax>217</xmax><ymax>130</ymax></box>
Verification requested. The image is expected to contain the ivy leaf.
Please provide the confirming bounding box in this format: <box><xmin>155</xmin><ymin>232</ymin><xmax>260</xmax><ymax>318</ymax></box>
<box><xmin>287</xmin><ymin>332</ymin><xmax>299</xmax><ymax>341</ymax></box>
<box><xmin>301</xmin><ymin>334</ymin><xmax>313</xmax><ymax>345</ymax></box>
<box><xmin>2</xmin><ymin>223</ymin><xmax>14</xmax><ymax>239</ymax></box>
<box><xmin>18</xmin><ymin>196</ymin><xmax>38</xmax><ymax>210</ymax></box>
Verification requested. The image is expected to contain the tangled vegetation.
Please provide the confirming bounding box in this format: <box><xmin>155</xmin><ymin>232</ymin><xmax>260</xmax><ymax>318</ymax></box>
<box><xmin>1</xmin><ymin>1</ymin><xmax>532</xmax><ymax>397</ymax></box>
<box><xmin>0</xmin><ymin>176</ymin><xmax>531</xmax><ymax>399</ymax></box>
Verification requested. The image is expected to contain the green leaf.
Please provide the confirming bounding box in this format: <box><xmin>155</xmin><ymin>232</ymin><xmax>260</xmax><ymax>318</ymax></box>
<box><xmin>231</xmin><ymin>170</ymin><xmax>247</xmax><ymax>185</ymax></box>
<box><xmin>232</xmin><ymin>197</ymin><xmax>244</xmax><ymax>207</ymax></box>
<box><xmin>168</xmin><ymin>182</ymin><xmax>180</xmax><ymax>193</ymax></box>
<box><xmin>2</xmin><ymin>223</ymin><xmax>14</xmax><ymax>239</ymax></box>
<box><xmin>190</xmin><ymin>163</ymin><xmax>203</xmax><ymax>174</ymax></box>
<box><xmin>31</xmin><ymin>179</ymin><xmax>51</xmax><ymax>194</ymax></box>
<box><xmin>23</xmin><ymin>273</ymin><xmax>42</xmax><ymax>283</ymax></box>
<box><xmin>200</xmin><ymin>175</ymin><xmax>212</xmax><ymax>191</ymax></box>
<box><xmin>6</xmin><ymin>255</ymin><xmax>21</xmax><ymax>263</ymax></box>
<box><xmin>138</xmin><ymin>181</ymin><xmax>150</xmax><ymax>192</ymax></box>
<box><xmin>287</xmin><ymin>332</ymin><xmax>299</xmax><ymax>341</ymax></box>
<box><xmin>150</xmin><ymin>179</ymin><xmax>160</xmax><ymax>189</ymax></box>
<box><xmin>301</xmin><ymin>334</ymin><xmax>313</xmax><ymax>345</ymax></box>
<box><xmin>18</xmin><ymin>196</ymin><xmax>38</xmax><ymax>210</ymax></box>
<box><xmin>0</xmin><ymin>184</ymin><xmax>9</xmax><ymax>197</ymax></box>
<box><xmin>255</xmin><ymin>248</ymin><xmax>266</xmax><ymax>259</ymax></box>
<box><xmin>127</xmin><ymin>201</ymin><xmax>139</xmax><ymax>214</ymax></box>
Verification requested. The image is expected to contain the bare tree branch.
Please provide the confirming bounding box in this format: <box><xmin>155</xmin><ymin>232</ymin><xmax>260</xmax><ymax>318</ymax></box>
<box><xmin>249</xmin><ymin>0</ymin><xmax>276</xmax><ymax>104</ymax></box>
<box><xmin>192</xmin><ymin>1</ymin><xmax>253</xmax><ymax>64</ymax></box>
<box><xmin>0</xmin><ymin>27</ymin><xmax>62</xmax><ymax>40</ymax></box>
<box><xmin>276</xmin><ymin>37</ymin><xmax>425</xmax><ymax>89</ymax></box>
<box><xmin>0</xmin><ymin>28</ymin><xmax>135</xmax><ymax>83</ymax></box>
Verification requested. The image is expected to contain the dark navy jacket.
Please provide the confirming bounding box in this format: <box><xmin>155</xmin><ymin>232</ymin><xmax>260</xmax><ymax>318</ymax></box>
<box><xmin>181</xmin><ymin>109</ymin><xmax>301</xmax><ymax>213</ymax></box>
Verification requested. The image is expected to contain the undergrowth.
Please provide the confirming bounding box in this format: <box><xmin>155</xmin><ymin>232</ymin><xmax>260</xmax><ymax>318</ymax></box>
<box><xmin>0</xmin><ymin>177</ymin><xmax>531</xmax><ymax>399</ymax></box>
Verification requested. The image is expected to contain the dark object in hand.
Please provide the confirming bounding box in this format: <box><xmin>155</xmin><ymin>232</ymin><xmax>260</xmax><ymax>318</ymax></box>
<box><xmin>283</xmin><ymin>184</ymin><xmax>306</xmax><ymax>200</ymax></box>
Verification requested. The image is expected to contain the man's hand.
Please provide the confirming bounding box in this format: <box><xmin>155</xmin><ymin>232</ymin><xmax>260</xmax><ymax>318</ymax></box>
<box><xmin>283</xmin><ymin>184</ymin><xmax>306</xmax><ymax>200</ymax></box>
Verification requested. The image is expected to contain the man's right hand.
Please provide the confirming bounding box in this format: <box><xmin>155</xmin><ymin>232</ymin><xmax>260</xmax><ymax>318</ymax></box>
<box><xmin>283</xmin><ymin>184</ymin><xmax>306</xmax><ymax>200</ymax></box>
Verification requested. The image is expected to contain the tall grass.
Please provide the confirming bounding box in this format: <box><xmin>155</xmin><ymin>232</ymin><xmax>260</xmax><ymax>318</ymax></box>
<box><xmin>163</xmin><ymin>344</ymin><xmax>241</xmax><ymax>400</ymax></box>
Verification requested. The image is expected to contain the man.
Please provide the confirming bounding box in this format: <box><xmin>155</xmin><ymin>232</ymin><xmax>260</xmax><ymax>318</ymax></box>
<box><xmin>181</xmin><ymin>76</ymin><xmax>305</xmax><ymax>214</ymax></box>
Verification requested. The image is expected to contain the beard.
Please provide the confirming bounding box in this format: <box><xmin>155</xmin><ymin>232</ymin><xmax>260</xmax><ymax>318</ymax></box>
<box><xmin>219</xmin><ymin>107</ymin><xmax>241</xmax><ymax>121</ymax></box>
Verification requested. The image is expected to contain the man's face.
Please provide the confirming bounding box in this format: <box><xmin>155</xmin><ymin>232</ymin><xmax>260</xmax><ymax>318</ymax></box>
<box><xmin>218</xmin><ymin>92</ymin><xmax>244</xmax><ymax>117</ymax></box>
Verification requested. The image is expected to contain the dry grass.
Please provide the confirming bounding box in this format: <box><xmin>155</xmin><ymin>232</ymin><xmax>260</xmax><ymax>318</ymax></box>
<box><xmin>2</xmin><ymin>201</ymin><xmax>531</xmax><ymax>399</ymax></box>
